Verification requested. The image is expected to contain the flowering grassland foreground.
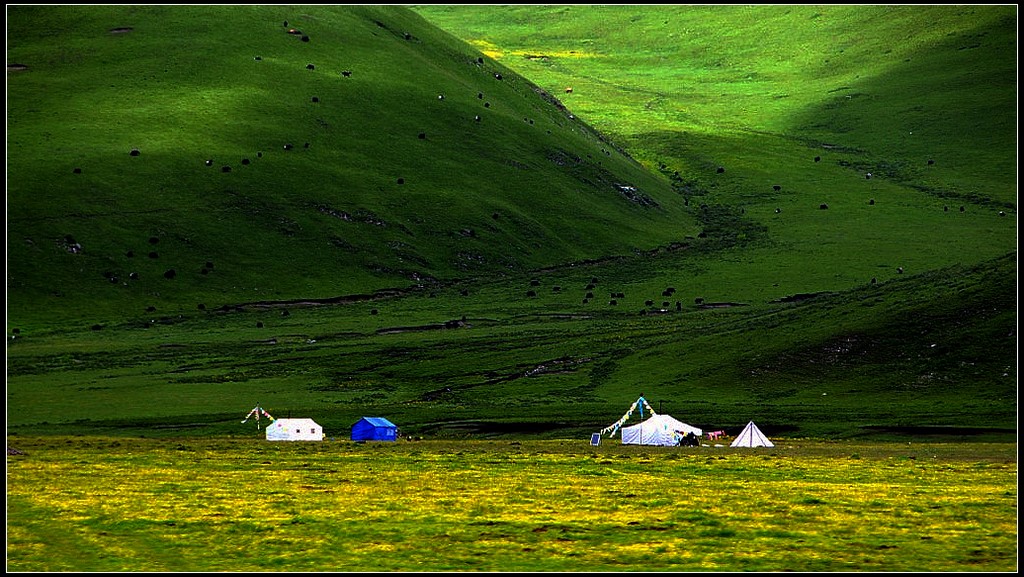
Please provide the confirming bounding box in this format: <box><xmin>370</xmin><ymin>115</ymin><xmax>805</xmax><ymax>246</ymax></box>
<box><xmin>5</xmin><ymin>437</ymin><xmax>1017</xmax><ymax>572</ymax></box>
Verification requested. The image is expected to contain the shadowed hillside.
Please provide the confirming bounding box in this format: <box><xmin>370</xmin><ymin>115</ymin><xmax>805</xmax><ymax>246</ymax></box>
<box><xmin>7</xmin><ymin>5</ymin><xmax>697</xmax><ymax>327</ymax></box>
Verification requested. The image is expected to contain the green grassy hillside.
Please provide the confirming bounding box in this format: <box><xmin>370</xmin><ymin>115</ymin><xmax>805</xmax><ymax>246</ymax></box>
<box><xmin>6</xmin><ymin>5</ymin><xmax>1017</xmax><ymax>441</ymax></box>
<box><xmin>7</xmin><ymin>5</ymin><xmax>694</xmax><ymax>327</ymax></box>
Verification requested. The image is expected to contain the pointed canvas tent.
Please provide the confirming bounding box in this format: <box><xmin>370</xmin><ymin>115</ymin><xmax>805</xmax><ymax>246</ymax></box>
<box><xmin>599</xmin><ymin>395</ymin><xmax>703</xmax><ymax>447</ymax></box>
<box><xmin>621</xmin><ymin>413</ymin><xmax>704</xmax><ymax>446</ymax></box>
<box><xmin>730</xmin><ymin>421</ymin><xmax>774</xmax><ymax>448</ymax></box>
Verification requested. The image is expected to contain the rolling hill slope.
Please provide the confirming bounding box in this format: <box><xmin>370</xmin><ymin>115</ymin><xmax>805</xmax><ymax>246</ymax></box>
<box><xmin>7</xmin><ymin>5</ymin><xmax>697</xmax><ymax>327</ymax></box>
<box><xmin>6</xmin><ymin>5</ymin><xmax>1017</xmax><ymax>440</ymax></box>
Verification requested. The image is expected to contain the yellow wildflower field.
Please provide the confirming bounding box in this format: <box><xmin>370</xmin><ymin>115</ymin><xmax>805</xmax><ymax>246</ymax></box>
<box><xmin>6</xmin><ymin>437</ymin><xmax>1016</xmax><ymax>572</ymax></box>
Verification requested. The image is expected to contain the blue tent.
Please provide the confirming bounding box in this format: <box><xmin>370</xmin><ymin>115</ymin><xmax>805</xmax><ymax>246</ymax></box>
<box><xmin>351</xmin><ymin>416</ymin><xmax>398</xmax><ymax>441</ymax></box>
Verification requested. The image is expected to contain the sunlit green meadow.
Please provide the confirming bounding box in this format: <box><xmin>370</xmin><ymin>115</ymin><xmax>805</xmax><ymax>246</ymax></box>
<box><xmin>6</xmin><ymin>436</ymin><xmax>1016</xmax><ymax>572</ymax></box>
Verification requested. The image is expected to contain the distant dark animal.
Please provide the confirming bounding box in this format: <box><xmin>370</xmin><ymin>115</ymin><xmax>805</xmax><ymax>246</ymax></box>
<box><xmin>819</xmin><ymin>203</ymin><xmax>829</xmax><ymax>210</ymax></box>
<box><xmin>477</xmin><ymin>57</ymin><xmax>484</xmax><ymax>63</ymax></box>
<box><xmin>865</xmin><ymin>172</ymin><xmax>872</xmax><ymax>179</ymax></box>
<box><xmin>999</xmin><ymin>211</ymin><xmax>1006</xmax><ymax>216</ymax></box>
<box><xmin>306</xmin><ymin>64</ymin><xmax>315</xmax><ymax>70</ymax></box>
<box><xmin>494</xmin><ymin>73</ymin><xmax>502</xmax><ymax>80</ymax></box>
<box><xmin>283</xmin><ymin>21</ymin><xmax>288</xmax><ymax>26</ymax></box>
<box><xmin>129</xmin><ymin>272</ymin><xmax>139</xmax><ymax>280</ymax></box>
<box><xmin>897</xmin><ymin>267</ymin><xmax>904</xmax><ymax>274</ymax></box>
<box><xmin>565</xmin><ymin>87</ymin><xmax>573</xmax><ymax>93</ymax></box>
<box><xmin>198</xmin><ymin>303</ymin><xmax>206</xmax><ymax>310</ymax></box>
<box><xmin>717</xmin><ymin>166</ymin><xmax>725</xmax><ymax>173</ymax></box>
<box><xmin>959</xmin><ymin>206</ymin><xmax>965</xmax><ymax>212</ymax></box>
<box><xmin>205</xmin><ymin>159</ymin><xmax>213</xmax><ymax>166</ymax></box>
<box><xmin>927</xmin><ymin>159</ymin><xmax>934</xmax><ymax>165</ymax></box>
<box><xmin>773</xmin><ymin>185</ymin><xmax>781</xmax><ymax>191</ymax></box>
<box><xmin>694</xmin><ymin>297</ymin><xmax>704</xmax><ymax>305</ymax></box>
<box><xmin>206</xmin><ymin>261</ymin><xmax>214</xmax><ymax>269</ymax></box>
<box><xmin>609</xmin><ymin>300</ymin><xmax>617</xmax><ymax>306</ymax></box>
<box><xmin>478</xmin><ymin>92</ymin><xmax>484</xmax><ymax>99</ymax></box>
<box><xmin>438</xmin><ymin>94</ymin><xmax>445</xmax><ymax>100</ymax></box>
<box><xmin>418</xmin><ymin>132</ymin><xmax>426</xmax><ymax>139</ymax></box>
<box><xmin>221</xmin><ymin>166</ymin><xmax>231</xmax><ymax>172</ymax></box>
<box><xmin>370</xmin><ymin>309</ymin><xmax>378</xmax><ymax>315</ymax></box>
<box><xmin>484</xmin><ymin>102</ymin><xmax>490</xmax><ymax>108</ymax></box>
<box><xmin>645</xmin><ymin>300</ymin><xmax>654</xmax><ymax>306</ymax></box>
<box><xmin>311</xmin><ymin>96</ymin><xmax>319</xmax><ymax>103</ymax></box>
<box><xmin>254</xmin><ymin>56</ymin><xmax>262</xmax><ymax>61</ymax></box>
<box><xmin>281</xmin><ymin>309</ymin><xmax>290</xmax><ymax>316</ymax></box>
<box><xmin>287</xmin><ymin>28</ymin><xmax>301</xmax><ymax>35</ymax></box>
<box><xmin>257</xmin><ymin>152</ymin><xmax>262</xmax><ymax>158</ymax></box>
<box><xmin>591</xmin><ymin>277</ymin><xmax>599</xmax><ymax>284</ymax></box>
<box><xmin>530</xmin><ymin>279</ymin><xmax>539</xmax><ymax>286</ymax></box>
<box><xmin>944</xmin><ymin>206</ymin><xmax>949</xmax><ymax>212</ymax></box>
<box><xmin>869</xmin><ymin>199</ymin><xmax>875</xmax><ymax>205</ymax></box>
<box><xmin>460</xmin><ymin>289</ymin><xmax>469</xmax><ymax>296</ymax></box>
<box><xmin>256</xmin><ymin>321</ymin><xmax>264</xmax><ymax>328</ymax></box>
<box><xmin>146</xmin><ymin>306</ymin><xmax>157</xmax><ymax>312</ymax></box>
<box><xmin>870</xmin><ymin>277</ymin><xmax>876</xmax><ymax>284</ymax></box>
<box><xmin>284</xmin><ymin>143</ymin><xmax>293</xmax><ymax>150</ymax></box>
<box><xmin>304</xmin><ymin>142</ymin><xmax>310</xmax><ymax>148</ymax></box>
<box><xmin>474</xmin><ymin>115</ymin><xmax>481</xmax><ymax>122</ymax></box>
<box><xmin>775</xmin><ymin>208</ymin><xmax>781</xmax><ymax>214</ymax></box>
<box><xmin>552</xmin><ymin>286</ymin><xmax>561</xmax><ymax>292</ymax></box>
<box><xmin>130</xmin><ymin>148</ymin><xmax>140</xmax><ymax>156</ymax></box>
<box><xmin>396</xmin><ymin>178</ymin><xmax>404</xmax><ymax>184</ymax></box>
<box><xmin>73</xmin><ymin>167</ymin><xmax>81</xmax><ymax>174</ymax></box>
<box><xmin>242</xmin><ymin>158</ymin><xmax>250</xmax><ymax>165</ymax></box>
<box><xmin>814</xmin><ymin>156</ymin><xmax>821</xmax><ymax>162</ymax></box>
<box><xmin>585</xmin><ymin>292</ymin><xmax>594</xmax><ymax>299</ymax></box>
<box><xmin>526</xmin><ymin>290</ymin><xmax>537</xmax><ymax>297</ymax></box>
<box><xmin>126</xmin><ymin>250</ymin><xmax>134</xmax><ymax>257</ymax></box>
<box><xmin>164</xmin><ymin>269</ymin><xmax>176</xmax><ymax>279</ymax></box>
<box><xmin>341</xmin><ymin>70</ymin><xmax>352</xmax><ymax>77</ymax></box>
<box><xmin>301</xmin><ymin>35</ymin><xmax>309</xmax><ymax>42</ymax></box>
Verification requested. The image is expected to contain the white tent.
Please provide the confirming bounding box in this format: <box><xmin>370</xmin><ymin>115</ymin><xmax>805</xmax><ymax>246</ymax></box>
<box><xmin>266</xmin><ymin>418</ymin><xmax>324</xmax><ymax>441</ymax></box>
<box><xmin>730</xmin><ymin>421</ymin><xmax>774</xmax><ymax>448</ymax></box>
<box><xmin>621</xmin><ymin>413</ymin><xmax>703</xmax><ymax>446</ymax></box>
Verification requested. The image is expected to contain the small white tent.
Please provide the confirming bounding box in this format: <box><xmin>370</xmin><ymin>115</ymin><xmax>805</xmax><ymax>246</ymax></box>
<box><xmin>730</xmin><ymin>421</ymin><xmax>774</xmax><ymax>448</ymax></box>
<box><xmin>266</xmin><ymin>418</ymin><xmax>324</xmax><ymax>441</ymax></box>
<box><xmin>621</xmin><ymin>413</ymin><xmax>703</xmax><ymax>447</ymax></box>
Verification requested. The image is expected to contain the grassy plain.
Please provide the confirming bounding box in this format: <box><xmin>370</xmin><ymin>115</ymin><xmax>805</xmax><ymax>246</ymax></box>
<box><xmin>4</xmin><ymin>8</ymin><xmax>1017</xmax><ymax>570</ymax></box>
<box><xmin>6</xmin><ymin>436</ymin><xmax>1017</xmax><ymax>572</ymax></box>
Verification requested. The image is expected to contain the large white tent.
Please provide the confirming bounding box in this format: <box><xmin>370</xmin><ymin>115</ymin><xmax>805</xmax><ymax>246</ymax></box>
<box><xmin>730</xmin><ymin>421</ymin><xmax>774</xmax><ymax>448</ymax></box>
<box><xmin>621</xmin><ymin>413</ymin><xmax>703</xmax><ymax>446</ymax></box>
<box><xmin>599</xmin><ymin>395</ymin><xmax>703</xmax><ymax>447</ymax></box>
